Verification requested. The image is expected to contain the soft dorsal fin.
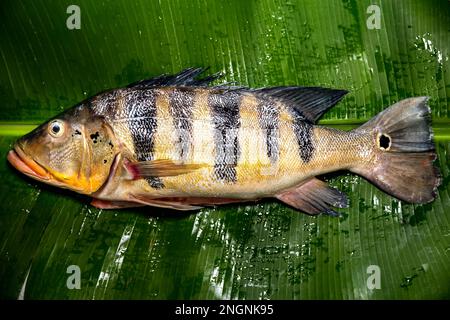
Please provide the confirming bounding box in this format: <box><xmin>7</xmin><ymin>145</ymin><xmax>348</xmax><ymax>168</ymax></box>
<box><xmin>252</xmin><ymin>86</ymin><xmax>348</xmax><ymax>123</ymax></box>
<box><xmin>127</xmin><ymin>67</ymin><xmax>223</xmax><ymax>89</ymax></box>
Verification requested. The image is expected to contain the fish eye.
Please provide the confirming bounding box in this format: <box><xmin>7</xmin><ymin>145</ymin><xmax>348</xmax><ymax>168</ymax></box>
<box><xmin>48</xmin><ymin>120</ymin><xmax>65</xmax><ymax>138</ymax></box>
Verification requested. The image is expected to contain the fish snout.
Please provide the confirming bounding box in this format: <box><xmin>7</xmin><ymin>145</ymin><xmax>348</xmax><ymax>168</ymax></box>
<box><xmin>7</xmin><ymin>143</ymin><xmax>50</xmax><ymax>181</ymax></box>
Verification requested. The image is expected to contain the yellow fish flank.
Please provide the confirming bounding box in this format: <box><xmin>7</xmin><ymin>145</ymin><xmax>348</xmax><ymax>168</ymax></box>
<box><xmin>7</xmin><ymin>68</ymin><xmax>441</xmax><ymax>216</ymax></box>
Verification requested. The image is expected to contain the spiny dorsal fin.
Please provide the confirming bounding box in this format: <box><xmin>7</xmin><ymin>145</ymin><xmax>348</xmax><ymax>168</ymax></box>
<box><xmin>252</xmin><ymin>86</ymin><xmax>348</xmax><ymax>123</ymax></box>
<box><xmin>127</xmin><ymin>67</ymin><xmax>223</xmax><ymax>89</ymax></box>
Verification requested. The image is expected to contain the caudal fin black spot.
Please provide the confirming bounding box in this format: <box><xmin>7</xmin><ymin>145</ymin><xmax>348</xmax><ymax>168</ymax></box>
<box><xmin>379</xmin><ymin>133</ymin><xmax>391</xmax><ymax>150</ymax></box>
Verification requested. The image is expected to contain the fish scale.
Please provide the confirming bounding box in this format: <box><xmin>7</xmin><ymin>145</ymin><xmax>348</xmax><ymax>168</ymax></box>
<box><xmin>208</xmin><ymin>90</ymin><xmax>242</xmax><ymax>183</ymax></box>
<box><xmin>168</xmin><ymin>88</ymin><xmax>195</xmax><ymax>161</ymax></box>
<box><xmin>124</xmin><ymin>89</ymin><xmax>164</xmax><ymax>189</ymax></box>
<box><xmin>257</xmin><ymin>98</ymin><xmax>280</xmax><ymax>164</ymax></box>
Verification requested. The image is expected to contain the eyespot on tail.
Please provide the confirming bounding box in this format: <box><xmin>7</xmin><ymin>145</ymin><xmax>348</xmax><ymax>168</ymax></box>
<box><xmin>353</xmin><ymin>97</ymin><xmax>441</xmax><ymax>204</ymax></box>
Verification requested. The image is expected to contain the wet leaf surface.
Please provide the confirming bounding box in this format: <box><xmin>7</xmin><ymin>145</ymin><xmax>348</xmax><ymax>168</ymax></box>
<box><xmin>0</xmin><ymin>0</ymin><xmax>449</xmax><ymax>299</ymax></box>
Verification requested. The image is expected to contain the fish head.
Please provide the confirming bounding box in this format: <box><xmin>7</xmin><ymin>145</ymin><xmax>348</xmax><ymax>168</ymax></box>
<box><xmin>7</xmin><ymin>105</ymin><xmax>119</xmax><ymax>195</ymax></box>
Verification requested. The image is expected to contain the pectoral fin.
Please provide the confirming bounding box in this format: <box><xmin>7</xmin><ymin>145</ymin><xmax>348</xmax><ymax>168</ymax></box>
<box><xmin>124</xmin><ymin>159</ymin><xmax>203</xmax><ymax>180</ymax></box>
<box><xmin>275</xmin><ymin>178</ymin><xmax>348</xmax><ymax>216</ymax></box>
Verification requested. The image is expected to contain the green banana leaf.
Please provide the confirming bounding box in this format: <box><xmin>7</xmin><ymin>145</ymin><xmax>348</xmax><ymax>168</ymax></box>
<box><xmin>0</xmin><ymin>0</ymin><xmax>449</xmax><ymax>299</ymax></box>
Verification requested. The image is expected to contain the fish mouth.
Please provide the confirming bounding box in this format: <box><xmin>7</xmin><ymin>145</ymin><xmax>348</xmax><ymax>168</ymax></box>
<box><xmin>7</xmin><ymin>146</ymin><xmax>50</xmax><ymax>181</ymax></box>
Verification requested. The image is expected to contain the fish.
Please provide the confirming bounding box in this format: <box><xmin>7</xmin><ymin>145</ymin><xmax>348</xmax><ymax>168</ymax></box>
<box><xmin>7</xmin><ymin>68</ymin><xmax>441</xmax><ymax>216</ymax></box>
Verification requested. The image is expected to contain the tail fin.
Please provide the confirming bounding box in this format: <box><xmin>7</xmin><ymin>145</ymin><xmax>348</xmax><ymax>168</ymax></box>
<box><xmin>352</xmin><ymin>97</ymin><xmax>441</xmax><ymax>203</ymax></box>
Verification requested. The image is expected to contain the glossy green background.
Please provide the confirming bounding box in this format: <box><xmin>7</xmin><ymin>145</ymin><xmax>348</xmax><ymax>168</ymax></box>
<box><xmin>0</xmin><ymin>0</ymin><xmax>449</xmax><ymax>299</ymax></box>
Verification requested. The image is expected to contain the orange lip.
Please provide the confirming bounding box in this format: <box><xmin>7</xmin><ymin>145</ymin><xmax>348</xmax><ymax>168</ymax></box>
<box><xmin>7</xmin><ymin>147</ymin><xmax>50</xmax><ymax>180</ymax></box>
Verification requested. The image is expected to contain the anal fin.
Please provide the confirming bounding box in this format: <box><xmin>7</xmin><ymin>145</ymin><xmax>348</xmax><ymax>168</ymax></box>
<box><xmin>275</xmin><ymin>178</ymin><xmax>348</xmax><ymax>216</ymax></box>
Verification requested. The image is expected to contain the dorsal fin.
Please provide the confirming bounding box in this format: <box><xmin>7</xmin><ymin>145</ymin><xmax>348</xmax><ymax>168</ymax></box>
<box><xmin>127</xmin><ymin>67</ymin><xmax>223</xmax><ymax>89</ymax></box>
<box><xmin>127</xmin><ymin>69</ymin><xmax>347</xmax><ymax>123</ymax></box>
<box><xmin>252</xmin><ymin>86</ymin><xmax>348</xmax><ymax>123</ymax></box>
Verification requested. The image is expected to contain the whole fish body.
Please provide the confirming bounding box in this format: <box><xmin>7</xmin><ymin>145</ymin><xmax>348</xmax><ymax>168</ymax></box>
<box><xmin>7</xmin><ymin>68</ymin><xmax>441</xmax><ymax>216</ymax></box>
